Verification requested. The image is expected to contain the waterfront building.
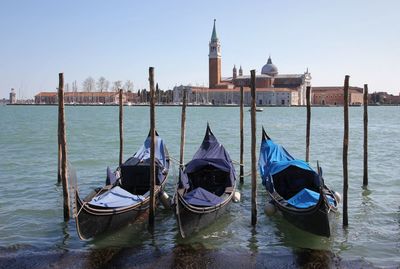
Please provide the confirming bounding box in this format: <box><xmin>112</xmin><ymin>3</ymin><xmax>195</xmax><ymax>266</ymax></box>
<box><xmin>174</xmin><ymin>20</ymin><xmax>311</xmax><ymax>106</ymax></box>
<box><xmin>34</xmin><ymin>91</ymin><xmax>138</xmax><ymax>104</ymax></box>
<box><xmin>173</xmin><ymin>85</ymin><xmax>298</xmax><ymax>106</ymax></box>
<box><xmin>312</xmin><ymin>87</ymin><xmax>363</xmax><ymax>105</ymax></box>
<box><xmin>369</xmin><ymin>91</ymin><xmax>400</xmax><ymax>105</ymax></box>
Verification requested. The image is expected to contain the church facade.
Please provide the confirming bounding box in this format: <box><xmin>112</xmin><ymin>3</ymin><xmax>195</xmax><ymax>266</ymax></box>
<box><xmin>174</xmin><ymin>20</ymin><xmax>312</xmax><ymax>106</ymax></box>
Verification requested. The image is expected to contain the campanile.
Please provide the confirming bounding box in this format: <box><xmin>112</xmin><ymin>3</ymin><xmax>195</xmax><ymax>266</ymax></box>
<box><xmin>209</xmin><ymin>19</ymin><xmax>221</xmax><ymax>88</ymax></box>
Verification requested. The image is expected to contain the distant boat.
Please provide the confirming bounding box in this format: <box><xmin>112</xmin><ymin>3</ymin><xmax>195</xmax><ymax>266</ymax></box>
<box><xmin>248</xmin><ymin>107</ymin><xmax>263</xmax><ymax>112</ymax></box>
<box><xmin>73</xmin><ymin>131</ymin><xmax>170</xmax><ymax>239</ymax></box>
<box><xmin>258</xmin><ymin>127</ymin><xmax>339</xmax><ymax>237</ymax></box>
<box><xmin>173</xmin><ymin>124</ymin><xmax>236</xmax><ymax>238</ymax></box>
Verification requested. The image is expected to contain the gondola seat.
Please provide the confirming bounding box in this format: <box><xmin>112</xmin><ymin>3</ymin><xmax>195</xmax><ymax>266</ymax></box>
<box><xmin>120</xmin><ymin>162</ymin><xmax>160</xmax><ymax>195</ymax></box>
<box><xmin>188</xmin><ymin>165</ymin><xmax>230</xmax><ymax>196</ymax></box>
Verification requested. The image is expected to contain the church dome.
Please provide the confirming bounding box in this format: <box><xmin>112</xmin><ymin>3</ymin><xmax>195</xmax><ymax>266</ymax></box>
<box><xmin>261</xmin><ymin>56</ymin><xmax>278</xmax><ymax>76</ymax></box>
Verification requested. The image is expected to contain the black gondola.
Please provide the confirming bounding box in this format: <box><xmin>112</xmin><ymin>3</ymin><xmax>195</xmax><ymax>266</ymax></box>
<box><xmin>73</xmin><ymin>132</ymin><xmax>169</xmax><ymax>240</ymax></box>
<box><xmin>258</xmin><ymin>127</ymin><xmax>338</xmax><ymax>237</ymax></box>
<box><xmin>173</xmin><ymin>124</ymin><xmax>236</xmax><ymax>238</ymax></box>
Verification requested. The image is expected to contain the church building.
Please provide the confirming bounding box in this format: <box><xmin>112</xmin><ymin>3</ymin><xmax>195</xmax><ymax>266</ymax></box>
<box><xmin>174</xmin><ymin>20</ymin><xmax>312</xmax><ymax>106</ymax></box>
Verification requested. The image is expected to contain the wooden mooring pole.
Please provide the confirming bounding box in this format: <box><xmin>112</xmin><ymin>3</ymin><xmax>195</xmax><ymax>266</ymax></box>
<box><xmin>57</xmin><ymin>82</ymin><xmax>62</xmax><ymax>185</ymax></box>
<box><xmin>179</xmin><ymin>88</ymin><xmax>187</xmax><ymax>169</ymax></box>
<box><xmin>239</xmin><ymin>86</ymin><xmax>244</xmax><ymax>184</ymax></box>
<box><xmin>58</xmin><ymin>73</ymin><xmax>70</xmax><ymax>221</ymax></box>
<box><xmin>250</xmin><ymin>70</ymin><xmax>257</xmax><ymax>226</ymax></box>
<box><xmin>149</xmin><ymin>67</ymin><xmax>156</xmax><ymax>227</ymax></box>
<box><xmin>363</xmin><ymin>84</ymin><xmax>368</xmax><ymax>187</ymax></box>
<box><xmin>343</xmin><ymin>75</ymin><xmax>350</xmax><ymax>227</ymax></box>
<box><xmin>306</xmin><ymin>86</ymin><xmax>311</xmax><ymax>163</ymax></box>
<box><xmin>119</xmin><ymin>89</ymin><xmax>124</xmax><ymax>166</ymax></box>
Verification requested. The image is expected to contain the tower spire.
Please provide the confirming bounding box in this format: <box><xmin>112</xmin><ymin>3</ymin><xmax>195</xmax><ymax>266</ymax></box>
<box><xmin>267</xmin><ymin>55</ymin><xmax>272</xmax><ymax>64</ymax></box>
<box><xmin>211</xmin><ymin>19</ymin><xmax>218</xmax><ymax>42</ymax></box>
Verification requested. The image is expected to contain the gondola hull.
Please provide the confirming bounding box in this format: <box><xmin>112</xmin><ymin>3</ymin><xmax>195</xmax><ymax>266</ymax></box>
<box><xmin>73</xmin><ymin>132</ymin><xmax>170</xmax><ymax>240</ymax></box>
<box><xmin>175</xmin><ymin>191</ymin><xmax>234</xmax><ymax>238</ymax></box>
<box><xmin>271</xmin><ymin>190</ymin><xmax>332</xmax><ymax>237</ymax></box>
<box><xmin>174</xmin><ymin>124</ymin><xmax>237</xmax><ymax>238</ymax></box>
<box><xmin>74</xmin><ymin>185</ymin><xmax>164</xmax><ymax>240</ymax></box>
<box><xmin>259</xmin><ymin>127</ymin><xmax>338</xmax><ymax>237</ymax></box>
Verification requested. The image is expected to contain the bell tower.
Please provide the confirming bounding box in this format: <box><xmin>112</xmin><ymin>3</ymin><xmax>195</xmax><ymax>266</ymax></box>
<box><xmin>209</xmin><ymin>19</ymin><xmax>221</xmax><ymax>88</ymax></box>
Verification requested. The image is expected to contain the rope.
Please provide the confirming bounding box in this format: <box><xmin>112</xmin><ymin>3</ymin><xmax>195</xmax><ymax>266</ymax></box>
<box><xmin>231</xmin><ymin>159</ymin><xmax>244</xmax><ymax>167</ymax></box>
<box><xmin>169</xmin><ymin>155</ymin><xmax>184</xmax><ymax>169</ymax></box>
<box><xmin>74</xmin><ymin>184</ymin><xmax>115</xmax><ymax>218</ymax></box>
<box><xmin>243</xmin><ymin>170</ymin><xmax>252</xmax><ymax>177</ymax></box>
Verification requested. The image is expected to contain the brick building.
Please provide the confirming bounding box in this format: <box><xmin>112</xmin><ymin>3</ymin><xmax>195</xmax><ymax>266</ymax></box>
<box><xmin>312</xmin><ymin>87</ymin><xmax>364</xmax><ymax>105</ymax></box>
<box><xmin>34</xmin><ymin>91</ymin><xmax>138</xmax><ymax>104</ymax></box>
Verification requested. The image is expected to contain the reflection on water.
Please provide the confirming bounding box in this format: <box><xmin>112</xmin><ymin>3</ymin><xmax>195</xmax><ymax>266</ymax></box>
<box><xmin>271</xmin><ymin>214</ymin><xmax>333</xmax><ymax>251</ymax></box>
<box><xmin>247</xmin><ymin>227</ymin><xmax>258</xmax><ymax>253</ymax></box>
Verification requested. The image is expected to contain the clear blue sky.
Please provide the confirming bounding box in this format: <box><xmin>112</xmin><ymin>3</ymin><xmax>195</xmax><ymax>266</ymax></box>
<box><xmin>1</xmin><ymin>0</ymin><xmax>399</xmax><ymax>99</ymax></box>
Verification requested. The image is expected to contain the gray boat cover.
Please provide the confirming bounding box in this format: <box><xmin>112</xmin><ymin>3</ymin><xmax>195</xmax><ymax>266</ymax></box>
<box><xmin>180</xmin><ymin>125</ymin><xmax>235</xmax><ymax>206</ymax></box>
<box><xmin>88</xmin><ymin>186</ymin><xmax>145</xmax><ymax>208</ymax></box>
<box><xmin>184</xmin><ymin>187</ymin><xmax>223</xmax><ymax>207</ymax></box>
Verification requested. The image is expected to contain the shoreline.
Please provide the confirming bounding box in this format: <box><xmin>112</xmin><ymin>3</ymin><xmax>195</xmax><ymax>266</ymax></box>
<box><xmin>4</xmin><ymin>103</ymin><xmax>398</xmax><ymax>107</ymax></box>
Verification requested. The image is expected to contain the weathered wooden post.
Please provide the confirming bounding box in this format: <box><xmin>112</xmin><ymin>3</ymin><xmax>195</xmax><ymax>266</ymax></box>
<box><xmin>363</xmin><ymin>84</ymin><xmax>368</xmax><ymax>187</ymax></box>
<box><xmin>250</xmin><ymin>70</ymin><xmax>257</xmax><ymax>226</ymax></box>
<box><xmin>306</xmin><ymin>86</ymin><xmax>311</xmax><ymax>163</ymax></box>
<box><xmin>119</xmin><ymin>88</ymin><xmax>123</xmax><ymax>166</ymax></box>
<box><xmin>58</xmin><ymin>73</ymin><xmax>70</xmax><ymax>221</ymax></box>
<box><xmin>149</xmin><ymin>67</ymin><xmax>156</xmax><ymax>227</ymax></box>
<box><xmin>57</xmin><ymin>86</ymin><xmax>62</xmax><ymax>185</ymax></box>
<box><xmin>179</xmin><ymin>88</ymin><xmax>187</xmax><ymax>169</ymax></box>
<box><xmin>343</xmin><ymin>75</ymin><xmax>350</xmax><ymax>227</ymax></box>
<box><xmin>240</xmin><ymin>86</ymin><xmax>244</xmax><ymax>184</ymax></box>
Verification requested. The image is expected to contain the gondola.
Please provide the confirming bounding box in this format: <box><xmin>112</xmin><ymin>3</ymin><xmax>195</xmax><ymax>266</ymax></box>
<box><xmin>258</xmin><ymin>127</ymin><xmax>339</xmax><ymax>237</ymax></box>
<box><xmin>73</xmin><ymin>132</ymin><xmax>169</xmax><ymax>240</ymax></box>
<box><xmin>173</xmin><ymin>124</ymin><xmax>236</xmax><ymax>238</ymax></box>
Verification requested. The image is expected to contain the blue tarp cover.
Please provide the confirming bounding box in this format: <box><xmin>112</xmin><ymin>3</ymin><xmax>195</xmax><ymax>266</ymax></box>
<box><xmin>287</xmin><ymin>188</ymin><xmax>335</xmax><ymax>208</ymax></box>
<box><xmin>180</xmin><ymin>125</ymin><xmax>236</xmax><ymax>189</ymax></box>
<box><xmin>88</xmin><ymin>186</ymin><xmax>145</xmax><ymax>208</ymax></box>
<box><xmin>117</xmin><ymin>132</ymin><xmax>169</xmax><ymax>185</ymax></box>
<box><xmin>132</xmin><ymin>134</ymin><xmax>168</xmax><ymax>169</ymax></box>
<box><xmin>184</xmin><ymin>187</ymin><xmax>223</xmax><ymax>207</ymax></box>
<box><xmin>259</xmin><ymin>138</ymin><xmax>314</xmax><ymax>188</ymax></box>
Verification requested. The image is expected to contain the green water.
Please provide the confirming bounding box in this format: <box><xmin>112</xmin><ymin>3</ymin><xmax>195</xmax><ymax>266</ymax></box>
<box><xmin>0</xmin><ymin>105</ymin><xmax>399</xmax><ymax>267</ymax></box>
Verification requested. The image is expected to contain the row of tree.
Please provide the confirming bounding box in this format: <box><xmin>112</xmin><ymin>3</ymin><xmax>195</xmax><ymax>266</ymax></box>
<box><xmin>63</xmin><ymin>77</ymin><xmax>176</xmax><ymax>104</ymax></box>
<box><xmin>137</xmin><ymin>86</ymin><xmax>174</xmax><ymax>104</ymax></box>
<box><xmin>64</xmin><ymin>77</ymin><xmax>134</xmax><ymax>93</ymax></box>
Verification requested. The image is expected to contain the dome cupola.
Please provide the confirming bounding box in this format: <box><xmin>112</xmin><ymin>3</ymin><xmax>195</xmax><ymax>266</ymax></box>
<box><xmin>261</xmin><ymin>56</ymin><xmax>278</xmax><ymax>76</ymax></box>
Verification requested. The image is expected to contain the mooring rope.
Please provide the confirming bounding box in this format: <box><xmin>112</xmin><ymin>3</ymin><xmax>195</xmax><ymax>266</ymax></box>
<box><xmin>74</xmin><ymin>184</ymin><xmax>115</xmax><ymax>218</ymax></box>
